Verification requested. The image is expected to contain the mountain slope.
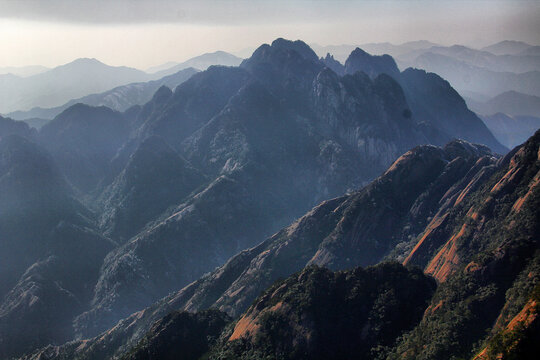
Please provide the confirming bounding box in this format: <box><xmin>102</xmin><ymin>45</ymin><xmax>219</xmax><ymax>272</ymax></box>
<box><xmin>99</xmin><ymin>135</ymin><xmax>206</xmax><ymax>242</ymax></box>
<box><xmin>28</xmin><ymin>138</ymin><xmax>496</xmax><ymax>360</ymax></box>
<box><xmin>38</xmin><ymin>104</ymin><xmax>129</xmax><ymax>193</ymax></box>
<box><xmin>0</xmin><ymin>135</ymin><xmax>114</xmax><ymax>358</ymax></box>
<box><xmin>339</xmin><ymin>48</ymin><xmax>506</xmax><ymax>153</ymax></box>
<box><xmin>398</xmin><ymin>68</ymin><xmax>507</xmax><ymax>153</ymax></box>
<box><xmin>121</xmin><ymin>310</ymin><xmax>230</xmax><ymax>360</ymax></box>
<box><xmin>75</xmin><ymin>39</ymin><xmax>444</xmax><ymax>338</ymax></box>
<box><xmin>208</xmin><ymin>264</ymin><xmax>435</xmax><ymax>360</ymax></box>
<box><xmin>1</xmin><ymin>38</ymin><xmax>518</xmax><ymax>358</ymax></box>
<box><xmin>390</xmin><ymin>130</ymin><xmax>540</xmax><ymax>359</ymax></box>
<box><xmin>22</xmin><ymin>128</ymin><xmax>539</xmax><ymax>360</ymax></box>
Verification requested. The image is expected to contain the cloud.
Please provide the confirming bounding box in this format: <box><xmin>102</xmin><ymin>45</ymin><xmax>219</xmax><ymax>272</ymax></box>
<box><xmin>0</xmin><ymin>0</ymin><xmax>350</xmax><ymax>25</ymax></box>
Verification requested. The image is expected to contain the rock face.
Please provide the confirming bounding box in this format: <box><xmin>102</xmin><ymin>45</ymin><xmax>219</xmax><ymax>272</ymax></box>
<box><xmin>390</xmin><ymin>129</ymin><xmax>540</xmax><ymax>359</ymax></box>
<box><xmin>2</xmin><ymin>38</ymin><xmax>513</xmax><ymax>359</ymax></box>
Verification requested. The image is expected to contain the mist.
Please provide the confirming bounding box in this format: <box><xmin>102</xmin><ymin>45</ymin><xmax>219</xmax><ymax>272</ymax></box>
<box><xmin>0</xmin><ymin>0</ymin><xmax>539</xmax><ymax>69</ymax></box>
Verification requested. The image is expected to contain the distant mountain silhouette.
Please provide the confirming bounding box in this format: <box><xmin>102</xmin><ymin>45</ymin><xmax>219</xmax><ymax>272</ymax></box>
<box><xmin>409</xmin><ymin>52</ymin><xmax>540</xmax><ymax>98</ymax></box>
<box><xmin>482</xmin><ymin>40</ymin><xmax>533</xmax><ymax>55</ymax></box>
<box><xmin>0</xmin><ymin>65</ymin><xmax>49</xmax><ymax>77</ymax></box>
<box><xmin>467</xmin><ymin>90</ymin><xmax>540</xmax><ymax>118</ymax></box>
<box><xmin>480</xmin><ymin>112</ymin><xmax>540</xmax><ymax>148</ymax></box>
<box><xmin>0</xmin><ymin>58</ymin><xmax>155</xmax><ymax>114</ymax></box>
<box><xmin>150</xmin><ymin>51</ymin><xmax>242</xmax><ymax>77</ymax></box>
<box><xmin>7</xmin><ymin>68</ymin><xmax>198</xmax><ymax>121</ymax></box>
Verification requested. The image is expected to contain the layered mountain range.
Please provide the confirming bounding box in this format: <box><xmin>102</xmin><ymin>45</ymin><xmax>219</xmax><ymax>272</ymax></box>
<box><xmin>7</xmin><ymin>68</ymin><xmax>198</xmax><ymax>123</ymax></box>
<box><xmin>0</xmin><ymin>38</ymin><xmax>523</xmax><ymax>359</ymax></box>
<box><xmin>320</xmin><ymin>40</ymin><xmax>540</xmax><ymax>153</ymax></box>
<box><xmin>0</xmin><ymin>51</ymin><xmax>240</xmax><ymax>116</ymax></box>
<box><xmin>22</xmin><ymin>125</ymin><xmax>539</xmax><ymax>360</ymax></box>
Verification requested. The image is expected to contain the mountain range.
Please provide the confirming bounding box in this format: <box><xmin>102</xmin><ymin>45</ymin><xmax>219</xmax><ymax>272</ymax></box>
<box><xmin>0</xmin><ymin>58</ymin><xmax>153</xmax><ymax>114</ymax></box>
<box><xmin>21</xmin><ymin>125</ymin><xmax>539</xmax><ymax>360</ymax></box>
<box><xmin>0</xmin><ymin>51</ymin><xmax>240</xmax><ymax>115</ymax></box>
<box><xmin>7</xmin><ymin>68</ymin><xmax>198</xmax><ymax>123</ymax></box>
<box><xmin>466</xmin><ymin>91</ymin><xmax>540</xmax><ymax>118</ymax></box>
<box><xmin>0</xmin><ymin>38</ymin><xmax>534</xmax><ymax>360</ymax></box>
<box><xmin>0</xmin><ymin>65</ymin><xmax>49</xmax><ymax>77</ymax></box>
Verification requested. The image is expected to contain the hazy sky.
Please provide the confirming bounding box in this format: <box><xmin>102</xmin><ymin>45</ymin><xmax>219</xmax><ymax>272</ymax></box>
<box><xmin>0</xmin><ymin>0</ymin><xmax>539</xmax><ymax>70</ymax></box>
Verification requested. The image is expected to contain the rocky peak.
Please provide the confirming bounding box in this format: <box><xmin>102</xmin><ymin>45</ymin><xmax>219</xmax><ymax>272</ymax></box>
<box><xmin>322</xmin><ymin>53</ymin><xmax>344</xmax><ymax>75</ymax></box>
<box><xmin>344</xmin><ymin>47</ymin><xmax>400</xmax><ymax>79</ymax></box>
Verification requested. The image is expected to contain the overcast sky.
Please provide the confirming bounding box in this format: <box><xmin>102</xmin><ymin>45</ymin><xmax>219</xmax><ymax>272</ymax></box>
<box><xmin>0</xmin><ymin>0</ymin><xmax>539</xmax><ymax>69</ymax></box>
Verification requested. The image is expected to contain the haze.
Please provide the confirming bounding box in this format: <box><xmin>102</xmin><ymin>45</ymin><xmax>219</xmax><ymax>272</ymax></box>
<box><xmin>1</xmin><ymin>0</ymin><xmax>539</xmax><ymax>69</ymax></box>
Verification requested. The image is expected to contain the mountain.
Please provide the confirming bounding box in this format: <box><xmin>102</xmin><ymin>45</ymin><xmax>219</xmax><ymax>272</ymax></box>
<box><xmin>393</xmin><ymin>130</ymin><xmax>540</xmax><ymax>359</ymax></box>
<box><xmin>0</xmin><ymin>135</ymin><xmax>114</xmax><ymax>358</ymax></box>
<box><xmin>23</xmin><ymin>138</ymin><xmax>495</xmax><ymax>359</ymax></box>
<box><xmin>7</xmin><ymin>68</ymin><xmax>198</xmax><ymax>121</ymax></box>
<box><xmin>0</xmin><ymin>65</ymin><xmax>49</xmax><ymax>77</ymax></box>
<box><xmin>467</xmin><ymin>90</ymin><xmax>540</xmax><ymax>118</ymax></box>
<box><xmin>25</xmin><ymin>129</ymin><xmax>539</xmax><ymax>360</ymax></box>
<box><xmin>121</xmin><ymin>310</ymin><xmax>230</xmax><ymax>360</ymax></box>
<box><xmin>150</xmin><ymin>51</ymin><xmax>243</xmax><ymax>77</ymax></box>
<box><xmin>75</xmin><ymin>39</ymin><xmax>459</xmax><ymax>338</ymax></box>
<box><xmin>0</xmin><ymin>115</ymin><xmax>36</xmax><ymax>138</ymax></box>
<box><xmin>397</xmin><ymin>68</ymin><xmax>506</xmax><ymax>154</ymax></box>
<box><xmin>399</xmin><ymin>44</ymin><xmax>540</xmax><ymax>74</ymax></box>
<box><xmin>311</xmin><ymin>40</ymin><xmax>438</xmax><ymax>63</ymax></box>
<box><xmin>0</xmin><ymin>58</ymin><xmax>154</xmax><ymax>114</ymax></box>
<box><xmin>339</xmin><ymin>48</ymin><xmax>505</xmax><ymax>153</ymax></box>
<box><xmin>98</xmin><ymin>135</ymin><xmax>206</xmax><ymax>242</ymax></box>
<box><xmin>38</xmin><ymin>104</ymin><xmax>130</xmax><ymax>193</ymax></box>
<box><xmin>344</xmin><ymin>47</ymin><xmax>401</xmax><ymax>79</ymax></box>
<box><xmin>482</xmin><ymin>40</ymin><xmax>533</xmax><ymax>55</ymax></box>
<box><xmin>520</xmin><ymin>46</ymin><xmax>540</xmax><ymax>56</ymax></box>
<box><xmin>480</xmin><ymin>113</ymin><xmax>540</xmax><ymax>148</ymax></box>
<box><xmin>0</xmin><ymin>38</ymin><xmax>512</xmax><ymax>358</ymax></box>
<box><xmin>408</xmin><ymin>52</ymin><xmax>540</xmax><ymax>98</ymax></box>
<box><xmin>207</xmin><ymin>264</ymin><xmax>435</xmax><ymax>360</ymax></box>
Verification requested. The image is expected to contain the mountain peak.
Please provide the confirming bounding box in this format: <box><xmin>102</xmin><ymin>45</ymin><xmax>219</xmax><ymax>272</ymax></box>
<box><xmin>269</xmin><ymin>38</ymin><xmax>319</xmax><ymax>62</ymax></box>
<box><xmin>344</xmin><ymin>48</ymin><xmax>400</xmax><ymax>79</ymax></box>
<box><xmin>152</xmin><ymin>85</ymin><xmax>173</xmax><ymax>102</ymax></box>
<box><xmin>59</xmin><ymin>58</ymin><xmax>106</xmax><ymax>69</ymax></box>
